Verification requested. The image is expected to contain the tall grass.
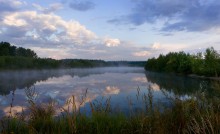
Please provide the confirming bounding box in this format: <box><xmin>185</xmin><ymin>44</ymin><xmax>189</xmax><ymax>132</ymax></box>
<box><xmin>1</xmin><ymin>87</ymin><xmax>220</xmax><ymax>134</ymax></box>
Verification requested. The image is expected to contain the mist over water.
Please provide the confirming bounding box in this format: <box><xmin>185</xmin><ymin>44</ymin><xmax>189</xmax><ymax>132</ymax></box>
<box><xmin>0</xmin><ymin>67</ymin><xmax>220</xmax><ymax>117</ymax></box>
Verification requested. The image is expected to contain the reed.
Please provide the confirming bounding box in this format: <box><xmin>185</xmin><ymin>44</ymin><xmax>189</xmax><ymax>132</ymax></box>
<box><xmin>1</xmin><ymin>87</ymin><xmax>220</xmax><ymax>134</ymax></box>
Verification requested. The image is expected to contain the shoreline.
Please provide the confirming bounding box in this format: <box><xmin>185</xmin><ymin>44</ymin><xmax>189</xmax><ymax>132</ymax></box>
<box><xmin>188</xmin><ymin>74</ymin><xmax>220</xmax><ymax>81</ymax></box>
<box><xmin>145</xmin><ymin>70</ymin><xmax>220</xmax><ymax>81</ymax></box>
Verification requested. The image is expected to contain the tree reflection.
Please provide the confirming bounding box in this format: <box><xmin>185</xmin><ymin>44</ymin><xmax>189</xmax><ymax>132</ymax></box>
<box><xmin>0</xmin><ymin>70</ymin><xmax>72</xmax><ymax>95</ymax></box>
<box><xmin>145</xmin><ymin>71</ymin><xmax>220</xmax><ymax>97</ymax></box>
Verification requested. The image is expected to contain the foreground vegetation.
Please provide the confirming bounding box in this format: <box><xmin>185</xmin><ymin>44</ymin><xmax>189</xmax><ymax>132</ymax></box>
<box><xmin>0</xmin><ymin>41</ymin><xmax>145</xmax><ymax>69</ymax></box>
<box><xmin>1</xmin><ymin>88</ymin><xmax>220</xmax><ymax>134</ymax></box>
<box><xmin>145</xmin><ymin>47</ymin><xmax>220</xmax><ymax>77</ymax></box>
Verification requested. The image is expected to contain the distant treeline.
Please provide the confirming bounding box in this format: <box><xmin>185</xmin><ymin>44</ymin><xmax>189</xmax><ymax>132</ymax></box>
<box><xmin>0</xmin><ymin>42</ymin><xmax>145</xmax><ymax>69</ymax></box>
<box><xmin>62</xmin><ymin>59</ymin><xmax>146</xmax><ymax>68</ymax></box>
<box><xmin>145</xmin><ymin>47</ymin><xmax>220</xmax><ymax>77</ymax></box>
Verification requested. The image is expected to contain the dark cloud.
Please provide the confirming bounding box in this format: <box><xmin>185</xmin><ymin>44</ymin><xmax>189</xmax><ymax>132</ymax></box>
<box><xmin>2</xmin><ymin>26</ymin><xmax>27</xmax><ymax>38</ymax></box>
<box><xmin>0</xmin><ymin>0</ymin><xmax>22</xmax><ymax>12</ymax></box>
<box><xmin>108</xmin><ymin>0</ymin><xmax>220</xmax><ymax>32</ymax></box>
<box><xmin>162</xmin><ymin>2</ymin><xmax>220</xmax><ymax>32</ymax></box>
<box><xmin>129</xmin><ymin>27</ymin><xmax>136</xmax><ymax>31</ymax></box>
<box><xmin>69</xmin><ymin>0</ymin><xmax>95</xmax><ymax>11</ymax></box>
<box><xmin>0</xmin><ymin>3</ymin><xmax>16</xmax><ymax>12</ymax></box>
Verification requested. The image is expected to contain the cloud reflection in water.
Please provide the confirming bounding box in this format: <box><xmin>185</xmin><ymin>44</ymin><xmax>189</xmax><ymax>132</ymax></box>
<box><xmin>0</xmin><ymin>67</ymin><xmax>148</xmax><ymax>116</ymax></box>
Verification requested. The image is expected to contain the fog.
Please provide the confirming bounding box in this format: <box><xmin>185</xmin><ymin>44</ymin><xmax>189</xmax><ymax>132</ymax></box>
<box><xmin>0</xmin><ymin>67</ymin><xmax>144</xmax><ymax>95</ymax></box>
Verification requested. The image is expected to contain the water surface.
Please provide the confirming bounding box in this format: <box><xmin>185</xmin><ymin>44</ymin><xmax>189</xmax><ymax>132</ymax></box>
<box><xmin>0</xmin><ymin>67</ymin><xmax>220</xmax><ymax>117</ymax></box>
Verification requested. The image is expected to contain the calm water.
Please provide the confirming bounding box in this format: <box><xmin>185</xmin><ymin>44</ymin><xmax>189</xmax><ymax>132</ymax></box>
<box><xmin>0</xmin><ymin>67</ymin><xmax>220</xmax><ymax>117</ymax></box>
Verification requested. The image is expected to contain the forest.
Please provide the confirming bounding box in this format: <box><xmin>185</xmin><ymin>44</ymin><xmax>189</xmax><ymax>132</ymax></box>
<box><xmin>0</xmin><ymin>42</ymin><xmax>145</xmax><ymax>69</ymax></box>
<box><xmin>145</xmin><ymin>47</ymin><xmax>220</xmax><ymax>77</ymax></box>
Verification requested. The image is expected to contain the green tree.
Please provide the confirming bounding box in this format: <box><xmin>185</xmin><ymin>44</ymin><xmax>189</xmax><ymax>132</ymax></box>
<box><xmin>177</xmin><ymin>52</ymin><xmax>192</xmax><ymax>74</ymax></box>
<box><xmin>204</xmin><ymin>47</ymin><xmax>220</xmax><ymax>76</ymax></box>
<box><xmin>145</xmin><ymin>47</ymin><xmax>220</xmax><ymax>77</ymax></box>
<box><xmin>9</xmin><ymin>46</ymin><xmax>16</xmax><ymax>56</ymax></box>
<box><xmin>191</xmin><ymin>52</ymin><xmax>205</xmax><ymax>75</ymax></box>
<box><xmin>0</xmin><ymin>42</ymin><xmax>37</xmax><ymax>58</ymax></box>
<box><xmin>0</xmin><ymin>42</ymin><xmax>10</xmax><ymax>56</ymax></box>
<box><xmin>16</xmin><ymin>47</ymin><xmax>37</xmax><ymax>58</ymax></box>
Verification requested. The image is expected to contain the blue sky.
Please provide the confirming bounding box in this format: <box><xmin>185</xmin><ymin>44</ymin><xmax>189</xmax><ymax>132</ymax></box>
<box><xmin>0</xmin><ymin>0</ymin><xmax>220</xmax><ymax>60</ymax></box>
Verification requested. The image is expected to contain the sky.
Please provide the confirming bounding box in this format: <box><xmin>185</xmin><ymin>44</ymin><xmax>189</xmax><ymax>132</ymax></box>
<box><xmin>0</xmin><ymin>0</ymin><xmax>220</xmax><ymax>60</ymax></box>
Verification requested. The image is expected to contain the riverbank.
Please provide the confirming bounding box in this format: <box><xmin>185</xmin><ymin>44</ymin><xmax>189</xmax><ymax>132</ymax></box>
<box><xmin>1</xmin><ymin>91</ymin><xmax>220</xmax><ymax>134</ymax></box>
<box><xmin>145</xmin><ymin>69</ymin><xmax>220</xmax><ymax>82</ymax></box>
<box><xmin>189</xmin><ymin>74</ymin><xmax>220</xmax><ymax>81</ymax></box>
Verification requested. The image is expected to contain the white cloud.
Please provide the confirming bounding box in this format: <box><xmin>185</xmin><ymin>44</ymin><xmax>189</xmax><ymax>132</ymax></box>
<box><xmin>32</xmin><ymin>3</ymin><xmax>43</xmax><ymax>10</ymax></box>
<box><xmin>0</xmin><ymin>11</ymin><xmax>97</xmax><ymax>46</ymax></box>
<box><xmin>31</xmin><ymin>47</ymin><xmax>77</xmax><ymax>59</ymax></box>
<box><xmin>132</xmin><ymin>42</ymin><xmax>188</xmax><ymax>59</ymax></box>
<box><xmin>33</xmin><ymin>3</ymin><xmax>63</xmax><ymax>14</ymax></box>
<box><xmin>11</xmin><ymin>0</ymin><xmax>24</xmax><ymax>7</ymax></box>
<box><xmin>151</xmin><ymin>42</ymin><xmax>187</xmax><ymax>51</ymax></box>
<box><xmin>133</xmin><ymin>51</ymin><xmax>150</xmax><ymax>57</ymax></box>
<box><xmin>148</xmin><ymin>42</ymin><xmax>187</xmax><ymax>57</ymax></box>
<box><xmin>104</xmin><ymin>38</ymin><xmax>120</xmax><ymax>47</ymax></box>
<box><xmin>151</xmin><ymin>42</ymin><xmax>161</xmax><ymax>49</ymax></box>
<box><xmin>3</xmin><ymin>14</ymin><xmax>27</xmax><ymax>27</ymax></box>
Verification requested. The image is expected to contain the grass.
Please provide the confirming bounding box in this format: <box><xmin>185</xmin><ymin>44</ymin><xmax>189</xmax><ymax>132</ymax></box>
<box><xmin>1</xmin><ymin>87</ymin><xmax>220</xmax><ymax>134</ymax></box>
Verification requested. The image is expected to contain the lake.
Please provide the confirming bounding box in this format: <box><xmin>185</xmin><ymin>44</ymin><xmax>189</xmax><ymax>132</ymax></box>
<box><xmin>0</xmin><ymin>67</ymin><xmax>220</xmax><ymax>117</ymax></box>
